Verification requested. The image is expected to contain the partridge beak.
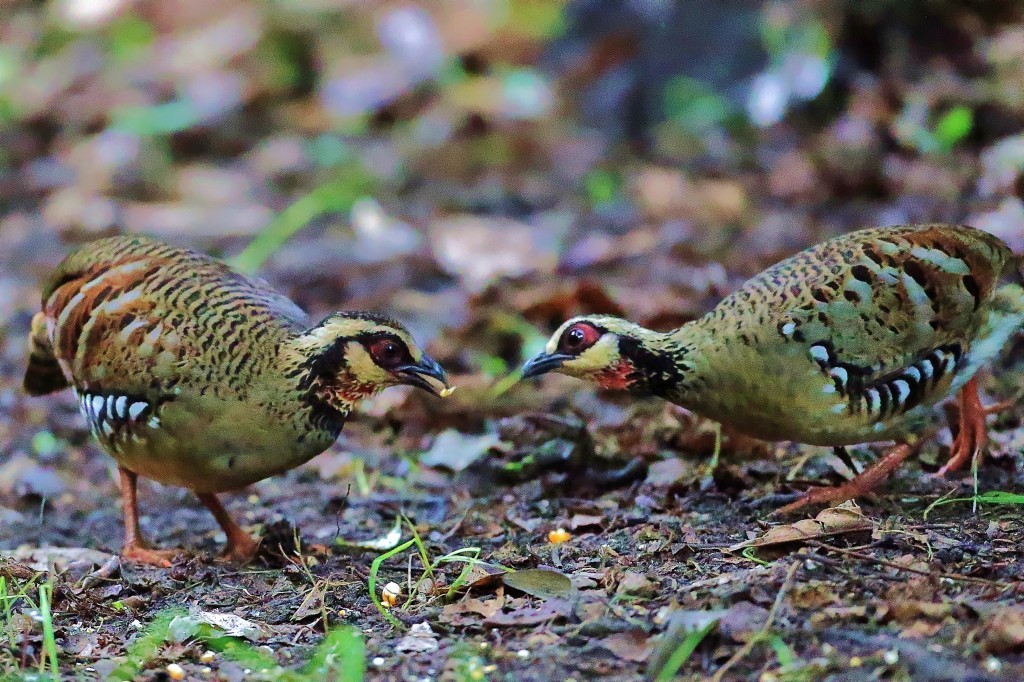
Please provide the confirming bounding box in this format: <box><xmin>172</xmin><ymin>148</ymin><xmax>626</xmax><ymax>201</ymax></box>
<box><xmin>396</xmin><ymin>356</ymin><xmax>452</xmax><ymax>397</ymax></box>
<box><xmin>521</xmin><ymin>352</ymin><xmax>570</xmax><ymax>379</ymax></box>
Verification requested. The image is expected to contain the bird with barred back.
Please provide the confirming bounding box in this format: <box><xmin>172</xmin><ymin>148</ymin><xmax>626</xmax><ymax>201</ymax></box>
<box><xmin>522</xmin><ymin>224</ymin><xmax>1024</xmax><ymax>512</ymax></box>
<box><xmin>23</xmin><ymin>235</ymin><xmax>451</xmax><ymax>565</ymax></box>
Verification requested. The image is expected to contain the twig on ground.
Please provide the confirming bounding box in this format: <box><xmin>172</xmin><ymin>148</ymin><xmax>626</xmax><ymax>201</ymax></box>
<box><xmin>805</xmin><ymin>540</ymin><xmax>997</xmax><ymax>586</ymax></box>
<box><xmin>709</xmin><ymin>561</ymin><xmax>799</xmax><ymax>682</ymax></box>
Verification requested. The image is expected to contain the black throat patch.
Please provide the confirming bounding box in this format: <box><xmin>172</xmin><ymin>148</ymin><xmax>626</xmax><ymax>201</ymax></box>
<box><xmin>617</xmin><ymin>336</ymin><xmax>689</xmax><ymax>399</ymax></box>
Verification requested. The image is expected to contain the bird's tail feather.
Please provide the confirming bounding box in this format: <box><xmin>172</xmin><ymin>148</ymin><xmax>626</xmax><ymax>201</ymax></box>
<box><xmin>23</xmin><ymin>312</ymin><xmax>68</xmax><ymax>396</ymax></box>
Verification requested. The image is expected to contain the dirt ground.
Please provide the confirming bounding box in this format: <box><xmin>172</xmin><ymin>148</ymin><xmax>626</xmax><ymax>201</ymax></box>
<box><xmin>2</xmin><ymin>1</ymin><xmax>1024</xmax><ymax>680</ymax></box>
<box><xmin>2</xmin><ymin>259</ymin><xmax>1024</xmax><ymax>681</ymax></box>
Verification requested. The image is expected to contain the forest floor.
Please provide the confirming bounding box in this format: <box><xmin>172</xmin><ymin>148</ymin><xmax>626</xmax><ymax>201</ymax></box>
<box><xmin>2</xmin><ymin>279</ymin><xmax>1024</xmax><ymax>681</ymax></box>
<box><xmin>2</xmin><ymin>2</ymin><xmax>1024</xmax><ymax>680</ymax></box>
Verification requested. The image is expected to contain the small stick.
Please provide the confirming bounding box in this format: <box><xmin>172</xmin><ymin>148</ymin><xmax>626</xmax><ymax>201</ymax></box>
<box><xmin>804</xmin><ymin>540</ymin><xmax>997</xmax><ymax>586</ymax></box>
<box><xmin>710</xmin><ymin>561</ymin><xmax>799</xmax><ymax>682</ymax></box>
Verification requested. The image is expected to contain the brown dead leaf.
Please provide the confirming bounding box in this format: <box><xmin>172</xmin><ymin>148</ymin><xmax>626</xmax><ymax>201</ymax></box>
<box><xmin>979</xmin><ymin>605</ymin><xmax>1024</xmax><ymax>654</ymax></box>
<box><xmin>291</xmin><ymin>581</ymin><xmax>326</xmax><ymax>622</ymax></box>
<box><xmin>719</xmin><ymin>601</ymin><xmax>770</xmax><ymax>643</ymax></box>
<box><xmin>570</xmin><ymin>570</ymin><xmax>606</xmax><ymax>590</ymax></box>
<box><xmin>600</xmin><ymin>630</ymin><xmax>652</xmax><ymax>662</ymax></box>
<box><xmin>395</xmin><ymin>622</ymin><xmax>439</xmax><ymax>654</ymax></box>
<box><xmin>790</xmin><ymin>581</ymin><xmax>840</xmax><ymax>610</ymax></box>
<box><xmin>901</xmin><ymin>619</ymin><xmax>943</xmax><ymax>638</ymax></box>
<box><xmin>441</xmin><ymin>591</ymin><xmax>506</xmax><ymax>624</ymax></box>
<box><xmin>462</xmin><ymin>565</ymin><xmax>506</xmax><ymax>592</ymax></box>
<box><xmin>615</xmin><ymin>571</ymin><xmax>656</xmax><ymax>598</ymax></box>
<box><xmin>502</xmin><ymin>568</ymin><xmax>574</xmax><ymax>600</ymax></box>
<box><xmin>813</xmin><ymin>605</ymin><xmax>868</xmax><ymax>626</ymax></box>
<box><xmin>887</xmin><ymin>600</ymin><xmax>952</xmax><ymax>623</ymax></box>
<box><xmin>484</xmin><ymin>598</ymin><xmax>573</xmax><ymax>627</ymax></box>
<box><xmin>730</xmin><ymin>500</ymin><xmax>873</xmax><ymax>551</ymax></box>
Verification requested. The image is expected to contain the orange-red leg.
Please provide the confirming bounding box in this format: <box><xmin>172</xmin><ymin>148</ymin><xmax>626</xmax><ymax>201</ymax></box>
<box><xmin>196</xmin><ymin>493</ymin><xmax>260</xmax><ymax>563</ymax></box>
<box><xmin>938</xmin><ymin>377</ymin><xmax>987</xmax><ymax>476</ymax></box>
<box><xmin>118</xmin><ymin>467</ymin><xmax>181</xmax><ymax>567</ymax></box>
<box><xmin>777</xmin><ymin>442</ymin><xmax>918</xmax><ymax>515</ymax></box>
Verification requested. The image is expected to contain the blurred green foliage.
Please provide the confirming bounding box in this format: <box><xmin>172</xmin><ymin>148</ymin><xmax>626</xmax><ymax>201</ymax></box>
<box><xmin>934</xmin><ymin>105</ymin><xmax>975</xmax><ymax>152</ymax></box>
<box><xmin>233</xmin><ymin>164</ymin><xmax>376</xmax><ymax>274</ymax></box>
<box><xmin>663</xmin><ymin>76</ymin><xmax>735</xmax><ymax>135</ymax></box>
<box><xmin>106</xmin><ymin>14</ymin><xmax>155</xmax><ymax>63</ymax></box>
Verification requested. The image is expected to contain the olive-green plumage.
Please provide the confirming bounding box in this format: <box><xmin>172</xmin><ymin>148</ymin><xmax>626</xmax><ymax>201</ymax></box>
<box><xmin>526</xmin><ymin>224</ymin><xmax>1024</xmax><ymax>472</ymax></box>
<box><xmin>24</xmin><ymin>235</ymin><xmax>449</xmax><ymax>562</ymax></box>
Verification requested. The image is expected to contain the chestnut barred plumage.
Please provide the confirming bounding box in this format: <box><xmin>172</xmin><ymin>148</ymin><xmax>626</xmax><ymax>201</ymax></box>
<box><xmin>24</xmin><ymin>235</ymin><xmax>450</xmax><ymax>564</ymax></box>
<box><xmin>523</xmin><ymin>224</ymin><xmax>1024</xmax><ymax>512</ymax></box>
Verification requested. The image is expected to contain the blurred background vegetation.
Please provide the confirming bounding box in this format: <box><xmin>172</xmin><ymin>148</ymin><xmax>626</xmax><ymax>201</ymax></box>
<box><xmin>3</xmin><ymin>0</ymin><xmax>1024</xmax><ymax>374</ymax></box>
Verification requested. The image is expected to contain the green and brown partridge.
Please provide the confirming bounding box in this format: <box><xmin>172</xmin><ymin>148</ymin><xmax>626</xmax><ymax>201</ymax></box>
<box><xmin>523</xmin><ymin>224</ymin><xmax>1024</xmax><ymax>511</ymax></box>
<box><xmin>24</xmin><ymin>235</ymin><xmax>451</xmax><ymax>565</ymax></box>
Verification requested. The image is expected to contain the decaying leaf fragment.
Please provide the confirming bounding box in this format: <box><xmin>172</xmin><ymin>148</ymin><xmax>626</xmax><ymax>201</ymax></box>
<box><xmin>730</xmin><ymin>500</ymin><xmax>874</xmax><ymax>552</ymax></box>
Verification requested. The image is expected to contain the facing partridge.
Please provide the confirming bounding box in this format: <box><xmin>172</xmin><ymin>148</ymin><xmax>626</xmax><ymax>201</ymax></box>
<box><xmin>522</xmin><ymin>224</ymin><xmax>1024</xmax><ymax>511</ymax></box>
<box><xmin>24</xmin><ymin>235</ymin><xmax>451</xmax><ymax>565</ymax></box>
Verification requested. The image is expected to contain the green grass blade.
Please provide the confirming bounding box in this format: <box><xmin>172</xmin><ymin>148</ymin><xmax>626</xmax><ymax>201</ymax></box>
<box><xmin>924</xmin><ymin>489</ymin><xmax>1024</xmax><ymax>518</ymax></box>
<box><xmin>303</xmin><ymin>626</ymin><xmax>365</xmax><ymax>681</ymax></box>
<box><xmin>650</xmin><ymin>619</ymin><xmax>718</xmax><ymax>682</ymax></box>
<box><xmin>107</xmin><ymin>609</ymin><xmax>185</xmax><ymax>681</ymax></box>
<box><xmin>38</xmin><ymin>583</ymin><xmax>59</xmax><ymax>680</ymax></box>
<box><xmin>232</xmin><ymin>166</ymin><xmax>376</xmax><ymax>274</ymax></box>
<box><xmin>368</xmin><ymin>538</ymin><xmax>416</xmax><ymax>630</ymax></box>
<box><xmin>769</xmin><ymin>634</ymin><xmax>797</xmax><ymax>667</ymax></box>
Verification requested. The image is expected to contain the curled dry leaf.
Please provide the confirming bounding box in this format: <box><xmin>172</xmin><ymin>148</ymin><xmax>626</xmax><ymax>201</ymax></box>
<box><xmin>502</xmin><ymin>568</ymin><xmax>574</xmax><ymax>600</ymax></box>
<box><xmin>440</xmin><ymin>592</ymin><xmax>505</xmax><ymax>625</ymax></box>
<box><xmin>600</xmin><ymin>630</ymin><xmax>652</xmax><ymax>662</ymax></box>
<box><xmin>730</xmin><ymin>500</ymin><xmax>874</xmax><ymax>552</ymax></box>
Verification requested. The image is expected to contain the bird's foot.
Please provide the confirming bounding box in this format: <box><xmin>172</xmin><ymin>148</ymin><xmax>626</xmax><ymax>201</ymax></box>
<box><xmin>938</xmin><ymin>377</ymin><xmax>988</xmax><ymax>476</ymax></box>
<box><xmin>220</xmin><ymin>532</ymin><xmax>261</xmax><ymax>564</ymax></box>
<box><xmin>121</xmin><ymin>544</ymin><xmax>184</xmax><ymax>567</ymax></box>
<box><xmin>776</xmin><ymin>442</ymin><xmax>916</xmax><ymax>515</ymax></box>
<box><xmin>938</xmin><ymin>423</ymin><xmax>986</xmax><ymax>476</ymax></box>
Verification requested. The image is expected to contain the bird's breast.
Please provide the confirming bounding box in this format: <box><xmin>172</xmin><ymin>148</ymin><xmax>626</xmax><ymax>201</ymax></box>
<box><xmin>79</xmin><ymin>389</ymin><xmax>335</xmax><ymax>492</ymax></box>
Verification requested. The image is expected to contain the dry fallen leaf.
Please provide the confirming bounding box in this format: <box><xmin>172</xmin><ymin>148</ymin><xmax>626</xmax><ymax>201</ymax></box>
<box><xmin>440</xmin><ymin>591</ymin><xmax>506</xmax><ymax>624</ymax></box>
<box><xmin>979</xmin><ymin>606</ymin><xmax>1024</xmax><ymax>654</ymax></box>
<box><xmin>420</xmin><ymin>429</ymin><xmax>502</xmax><ymax>472</ymax></box>
<box><xmin>615</xmin><ymin>571</ymin><xmax>657</xmax><ymax>598</ymax></box>
<box><xmin>484</xmin><ymin>598</ymin><xmax>573</xmax><ymax>627</ymax></box>
<box><xmin>193</xmin><ymin>611</ymin><xmax>265</xmax><ymax>641</ymax></box>
<box><xmin>600</xmin><ymin>630</ymin><xmax>652</xmax><ymax>662</ymax></box>
<box><xmin>502</xmin><ymin>568</ymin><xmax>574</xmax><ymax>600</ymax></box>
<box><xmin>730</xmin><ymin>500</ymin><xmax>874</xmax><ymax>551</ymax></box>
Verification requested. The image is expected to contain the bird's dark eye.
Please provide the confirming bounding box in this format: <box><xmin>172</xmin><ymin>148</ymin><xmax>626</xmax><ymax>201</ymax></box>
<box><xmin>558</xmin><ymin>322</ymin><xmax>601</xmax><ymax>353</ymax></box>
<box><xmin>369</xmin><ymin>338</ymin><xmax>407</xmax><ymax>368</ymax></box>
